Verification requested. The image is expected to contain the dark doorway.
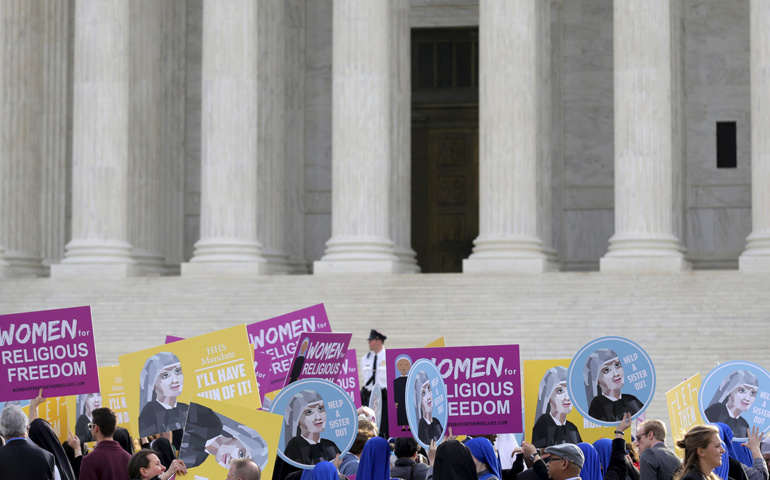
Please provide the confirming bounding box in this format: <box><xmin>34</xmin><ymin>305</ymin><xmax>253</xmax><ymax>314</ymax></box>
<box><xmin>411</xmin><ymin>28</ymin><xmax>479</xmax><ymax>273</ymax></box>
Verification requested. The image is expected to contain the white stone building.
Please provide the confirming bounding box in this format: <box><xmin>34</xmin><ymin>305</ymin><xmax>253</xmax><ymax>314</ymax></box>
<box><xmin>1</xmin><ymin>0</ymin><xmax>769</xmax><ymax>433</ymax></box>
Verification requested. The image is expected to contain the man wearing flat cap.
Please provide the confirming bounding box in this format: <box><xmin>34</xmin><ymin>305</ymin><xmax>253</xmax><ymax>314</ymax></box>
<box><xmin>360</xmin><ymin>329</ymin><xmax>388</xmax><ymax>437</ymax></box>
<box><xmin>545</xmin><ymin>444</ymin><xmax>584</xmax><ymax>480</ymax></box>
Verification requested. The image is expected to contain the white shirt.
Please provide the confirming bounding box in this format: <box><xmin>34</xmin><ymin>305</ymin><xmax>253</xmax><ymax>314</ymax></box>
<box><xmin>360</xmin><ymin>347</ymin><xmax>387</xmax><ymax>391</ymax></box>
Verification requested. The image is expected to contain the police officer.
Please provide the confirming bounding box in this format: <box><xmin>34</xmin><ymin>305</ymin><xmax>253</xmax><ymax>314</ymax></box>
<box><xmin>360</xmin><ymin>329</ymin><xmax>388</xmax><ymax>437</ymax></box>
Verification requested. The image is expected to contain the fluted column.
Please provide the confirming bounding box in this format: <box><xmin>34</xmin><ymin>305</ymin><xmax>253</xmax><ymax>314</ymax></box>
<box><xmin>463</xmin><ymin>0</ymin><xmax>556</xmax><ymax>273</ymax></box>
<box><xmin>129</xmin><ymin>0</ymin><xmax>165</xmax><ymax>274</ymax></box>
<box><xmin>159</xmin><ymin>0</ymin><xmax>187</xmax><ymax>274</ymax></box>
<box><xmin>40</xmin><ymin>0</ymin><xmax>73</xmax><ymax>268</ymax></box>
<box><xmin>313</xmin><ymin>0</ymin><xmax>399</xmax><ymax>274</ymax></box>
<box><xmin>285</xmin><ymin>0</ymin><xmax>309</xmax><ymax>273</ymax></box>
<box><xmin>600</xmin><ymin>0</ymin><xmax>689</xmax><ymax>272</ymax></box>
<box><xmin>390</xmin><ymin>0</ymin><xmax>419</xmax><ymax>274</ymax></box>
<box><xmin>0</xmin><ymin>1</ymin><xmax>45</xmax><ymax>277</ymax></box>
<box><xmin>257</xmin><ymin>0</ymin><xmax>291</xmax><ymax>273</ymax></box>
<box><xmin>182</xmin><ymin>0</ymin><xmax>270</xmax><ymax>276</ymax></box>
<box><xmin>740</xmin><ymin>0</ymin><xmax>770</xmax><ymax>271</ymax></box>
<box><xmin>52</xmin><ymin>0</ymin><xmax>139</xmax><ymax>277</ymax></box>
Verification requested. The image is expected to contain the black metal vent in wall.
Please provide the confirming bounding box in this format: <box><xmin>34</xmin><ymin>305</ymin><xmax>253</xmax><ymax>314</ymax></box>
<box><xmin>412</xmin><ymin>28</ymin><xmax>479</xmax><ymax>104</ymax></box>
<box><xmin>716</xmin><ymin>121</ymin><xmax>737</xmax><ymax>169</ymax></box>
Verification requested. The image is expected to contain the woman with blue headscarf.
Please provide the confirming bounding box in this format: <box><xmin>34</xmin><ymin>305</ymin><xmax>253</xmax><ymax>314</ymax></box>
<box><xmin>357</xmin><ymin>437</ymin><xmax>396</xmax><ymax>480</ymax></box>
<box><xmin>578</xmin><ymin>443</ymin><xmax>602</xmax><ymax>480</ymax></box>
<box><xmin>466</xmin><ymin>438</ymin><xmax>502</xmax><ymax>480</ymax></box>
<box><xmin>714</xmin><ymin>423</ymin><xmax>768</xmax><ymax>480</ymax></box>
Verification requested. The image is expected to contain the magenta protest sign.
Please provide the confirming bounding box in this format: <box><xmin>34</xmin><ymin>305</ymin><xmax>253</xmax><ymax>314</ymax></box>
<box><xmin>0</xmin><ymin>306</ymin><xmax>100</xmax><ymax>401</ymax></box>
<box><xmin>253</xmin><ymin>350</ymin><xmax>281</xmax><ymax>403</ymax></box>
<box><xmin>387</xmin><ymin>345</ymin><xmax>521</xmax><ymax>436</ymax></box>
<box><xmin>247</xmin><ymin>304</ymin><xmax>332</xmax><ymax>392</ymax></box>
<box><xmin>165</xmin><ymin>335</ymin><xmax>184</xmax><ymax>344</ymax></box>
<box><xmin>336</xmin><ymin>349</ymin><xmax>361</xmax><ymax>408</ymax></box>
<box><xmin>283</xmin><ymin>332</ymin><xmax>352</xmax><ymax>387</ymax></box>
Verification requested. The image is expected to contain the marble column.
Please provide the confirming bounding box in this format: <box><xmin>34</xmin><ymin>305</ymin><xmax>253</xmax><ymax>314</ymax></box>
<box><xmin>182</xmin><ymin>0</ymin><xmax>270</xmax><ymax>276</ymax></box>
<box><xmin>740</xmin><ymin>0</ymin><xmax>770</xmax><ymax>271</ymax></box>
<box><xmin>40</xmin><ymin>0</ymin><xmax>73</xmax><ymax>267</ymax></box>
<box><xmin>313</xmin><ymin>0</ymin><xmax>399</xmax><ymax>274</ymax></box>
<box><xmin>159</xmin><ymin>0</ymin><xmax>187</xmax><ymax>274</ymax></box>
<box><xmin>53</xmin><ymin>0</ymin><xmax>139</xmax><ymax>277</ymax></box>
<box><xmin>390</xmin><ymin>0</ymin><xmax>419</xmax><ymax>273</ymax></box>
<box><xmin>257</xmin><ymin>0</ymin><xmax>291</xmax><ymax>273</ymax></box>
<box><xmin>463</xmin><ymin>0</ymin><xmax>556</xmax><ymax>273</ymax></box>
<box><xmin>600</xmin><ymin>0</ymin><xmax>689</xmax><ymax>272</ymax></box>
<box><xmin>0</xmin><ymin>1</ymin><xmax>45</xmax><ymax>277</ymax></box>
<box><xmin>129</xmin><ymin>0</ymin><xmax>165</xmax><ymax>274</ymax></box>
<box><xmin>53</xmin><ymin>0</ymin><xmax>140</xmax><ymax>278</ymax></box>
<box><xmin>285</xmin><ymin>0</ymin><xmax>309</xmax><ymax>273</ymax></box>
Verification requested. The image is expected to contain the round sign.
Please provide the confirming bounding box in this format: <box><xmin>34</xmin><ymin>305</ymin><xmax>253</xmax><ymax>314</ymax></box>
<box><xmin>567</xmin><ymin>336</ymin><xmax>656</xmax><ymax>426</ymax></box>
<box><xmin>405</xmin><ymin>359</ymin><xmax>448</xmax><ymax>450</ymax></box>
<box><xmin>699</xmin><ymin>361</ymin><xmax>770</xmax><ymax>441</ymax></box>
<box><xmin>369</xmin><ymin>383</ymin><xmax>383</xmax><ymax>430</ymax></box>
<box><xmin>269</xmin><ymin>378</ymin><xmax>358</xmax><ymax>469</ymax></box>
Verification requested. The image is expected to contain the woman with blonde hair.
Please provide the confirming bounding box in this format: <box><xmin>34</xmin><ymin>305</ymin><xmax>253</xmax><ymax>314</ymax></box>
<box><xmin>674</xmin><ymin>425</ymin><xmax>726</xmax><ymax>480</ymax></box>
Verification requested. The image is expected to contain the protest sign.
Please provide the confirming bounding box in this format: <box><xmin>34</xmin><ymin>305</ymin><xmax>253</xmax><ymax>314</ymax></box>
<box><xmin>523</xmin><ymin>359</ymin><xmax>620</xmax><ymax>447</ymax></box>
<box><xmin>247</xmin><ymin>304</ymin><xmax>332</xmax><ymax>392</ymax></box>
<box><xmin>254</xmin><ymin>350</ymin><xmax>279</xmax><ymax>405</ymax></box>
<box><xmin>388</xmin><ymin>345</ymin><xmax>522</xmax><ymax>437</ymax></box>
<box><xmin>180</xmin><ymin>396</ymin><xmax>283</xmax><ymax>480</ymax></box>
<box><xmin>22</xmin><ymin>396</ymin><xmax>68</xmax><ymax>443</ymax></box>
<box><xmin>405</xmin><ymin>359</ymin><xmax>448</xmax><ymax>450</ymax></box>
<box><xmin>166</xmin><ymin>335</ymin><xmax>184</xmax><ymax>344</ymax></box>
<box><xmin>667</xmin><ymin>374</ymin><xmax>703</xmax><ymax>458</ymax></box>
<box><xmin>567</xmin><ymin>336</ymin><xmax>656</xmax><ymax>427</ymax></box>
<box><xmin>0</xmin><ymin>306</ymin><xmax>100</xmax><ymax>401</ymax></box>
<box><xmin>67</xmin><ymin>365</ymin><xmax>133</xmax><ymax>442</ymax></box>
<box><xmin>283</xmin><ymin>332</ymin><xmax>351</xmax><ymax>387</ymax></box>
<box><xmin>270</xmin><ymin>378</ymin><xmax>358</xmax><ymax>469</ymax></box>
<box><xmin>425</xmin><ymin>337</ymin><xmax>446</xmax><ymax>348</ymax></box>
<box><xmin>119</xmin><ymin>324</ymin><xmax>260</xmax><ymax>438</ymax></box>
<box><xmin>699</xmin><ymin>361</ymin><xmax>770</xmax><ymax>441</ymax></box>
<box><xmin>335</xmin><ymin>349</ymin><xmax>361</xmax><ymax>408</ymax></box>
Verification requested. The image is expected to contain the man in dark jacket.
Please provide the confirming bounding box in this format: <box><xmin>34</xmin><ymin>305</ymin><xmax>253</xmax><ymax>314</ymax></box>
<box><xmin>391</xmin><ymin>437</ymin><xmax>429</xmax><ymax>480</ymax></box>
<box><xmin>79</xmin><ymin>408</ymin><xmax>131</xmax><ymax>480</ymax></box>
<box><xmin>0</xmin><ymin>404</ymin><xmax>56</xmax><ymax>480</ymax></box>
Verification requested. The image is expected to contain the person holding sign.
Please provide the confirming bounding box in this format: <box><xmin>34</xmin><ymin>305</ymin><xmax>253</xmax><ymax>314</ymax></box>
<box><xmin>283</xmin><ymin>390</ymin><xmax>341</xmax><ymax>465</ymax></box>
<box><xmin>584</xmin><ymin>349</ymin><xmax>643</xmax><ymax>422</ymax></box>
<box><xmin>127</xmin><ymin>449</ymin><xmax>188</xmax><ymax>480</ymax></box>
<box><xmin>532</xmin><ymin>366</ymin><xmax>582</xmax><ymax>448</ymax></box>
<box><xmin>288</xmin><ymin>338</ymin><xmax>310</xmax><ymax>385</ymax></box>
<box><xmin>413</xmin><ymin>370</ymin><xmax>443</xmax><ymax>447</ymax></box>
<box><xmin>673</xmin><ymin>425</ymin><xmax>725</xmax><ymax>480</ymax></box>
<box><xmin>704</xmin><ymin>370</ymin><xmax>759</xmax><ymax>439</ymax></box>
<box><xmin>138</xmin><ymin>352</ymin><xmax>188</xmax><ymax>437</ymax></box>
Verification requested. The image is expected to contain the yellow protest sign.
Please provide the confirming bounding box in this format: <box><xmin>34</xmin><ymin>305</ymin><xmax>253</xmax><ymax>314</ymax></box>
<box><xmin>180</xmin><ymin>395</ymin><xmax>283</xmax><ymax>480</ymax></box>
<box><xmin>666</xmin><ymin>374</ymin><xmax>703</xmax><ymax>458</ymax></box>
<box><xmin>119</xmin><ymin>324</ymin><xmax>260</xmax><ymax>439</ymax></box>
<box><xmin>66</xmin><ymin>365</ymin><xmax>133</xmax><ymax>441</ymax></box>
<box><xmin>524</xmin><ymin>359</ymin><xmax>623</xmax><ymax>446</ymax></box>
<box><xmin>425</xmin><ymin>337</ymin><xmax>446</xmax><ymax>348</ymax></box>
<box><xmin>23</xmin><ymin>396</ymin><xmax>69</xmax><ymax>443</ymax></box>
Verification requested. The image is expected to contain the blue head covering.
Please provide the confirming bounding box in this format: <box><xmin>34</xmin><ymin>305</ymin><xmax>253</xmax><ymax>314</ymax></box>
<box><xmin>732</xmin><ymin>440</ymin><xmax>753</xmax><ymax>467</ymax></box>
<box><xmin>311</xmin><ymin>462</ymin><xmax>340</xmax><ymax>480</ymax></box>
<box><xmin>592</xmin><ymin>438</ymin><xmax>612</xmax><ymax>475</ymax></box>
<box><xmin>357</xmin><ymin>437</ymin><xmax>392</xmax><ymax>480</ymax></box>
<box><xmin>300</xmin><ymin>469</ymin><xmax>314</xmax><ymax>480</ymax></box>
<box><xmin>712</xmin><ymin>423</ymin><xmax>732</xmax><ymax>480</ymax></box>
<box><xmin>578</xmin><ymin>443</ymin><xmax>602</xmax><ymax>480</ymax></box>
<box><xmin>466</xmin><ymin>438</ymin><xmax>502</xmax><ymax>480</ymax></box>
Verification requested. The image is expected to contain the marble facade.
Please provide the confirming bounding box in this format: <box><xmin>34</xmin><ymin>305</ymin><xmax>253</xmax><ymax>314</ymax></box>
<box><xmin>0</xmin><ymin>0</ymin><xmax>765</xmax><ymax>277</ymax></box>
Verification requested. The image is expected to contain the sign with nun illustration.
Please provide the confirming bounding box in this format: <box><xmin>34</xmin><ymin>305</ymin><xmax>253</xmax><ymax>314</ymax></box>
<box><xmin>179</xmin><ymin>395</ymin><xmax>283</xmax><ymax>480</ymax></box>
<box><xmin>247</xmin><ymin>304</ymin><xmax>333</xmax><ymax>393</ymax></box>
<box><xmin>699</xmin><ymin>361</ymin><xmax>770</xmax><ymax>441</ymax></box>
<box><xmin>282</xmin><ymin>332</ymin><xmax>352</xmax><ymax>387</ymax></box>
<box><xmin>388</xmin><ymin>345</ymin><xmax>522</xmax><ymax>437</ymax></box>
<box><xmin>567</xmin><ymin>337</ymin><xmax>655</xmax><ymax>426</ymax></box>
<box><xmin>67</xmin><ymin>365</ymin><xmax>133</xmax><ymax>443</ymax></box>
<box><xmin>119</xmin><ymin>324</ymin><xmax>261</xmax><ymax>439</ymax></box>
<box><xmin>667</xmin><ymin>374</ymin><xmax>703</xmax><ymax>458</ymax></box>
<box><xmin>0</xmin><ymin>306</ymin><xmax>99</xmax><ymax>401</ymax></box>
<box><xmin>269</xmin><ymin>378</ymin><xmax>357</xmax><ymax>469</ymax></box>
<box><xmin>523</xmin><ymin>359</ymin><xmax>621</xmax><ymax>447</ymax></box>
<box><xmin>369</xmin><ymin>383</ymin><xmax>383</xmax><ymax>430</ymax></box>
<box><xmin>405</xmin><ymin>359</ymin><xmax>448</xmax><ymax>450</ymax></box>
<box><xmin>335</xmin><ymin>348</ymin><xmax>361</xmax><ymax>408</ymax></box>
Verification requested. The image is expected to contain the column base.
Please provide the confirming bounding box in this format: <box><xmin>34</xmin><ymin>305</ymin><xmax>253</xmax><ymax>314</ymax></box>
<box><xmin>462</xmin><ymin>235</ymin><xmax>557</xmax><ymax>273</ymax></box>
<box><xmin>600</xmin><ymin>234</ymin><xmax>691</xmax><ymax>273</ymax></box>
<box><xmin>287</xmin><ymin>257</ymin><xmax>310</xmax><ymax>274</ymax></box>
<box><xmin>51</xmin><ymin>263</ymin><xmax>144</xmax><ymax>278</ymax></box>
<box><xmin>0</xmin><ymin>255</ymin><xmax>14</xmax><ymax>278</ymax></box>
<box><xmin>4</xmin><ymin>250</ymin><xmax>48</xmax><ymax>277</ymax></box>
<box><xmin>463</xmin><ymin>257</ymin><xmax>558</xmax><ymax>273</ymax></box>
<box><xmin>133</xmin><ymin>248</ymin><xmax>167</xmax><ymax>276</ymax></box>
<box><xmin>394</xmin><ymin>246</ymin><xmax>420</xmax><ymax>274</ymax></box>
<box><xmin>739</xmin><ymin>233</ymin><xmax>770</xmax><ymax>272</ymax></box>
<box><xmin>313</xmin><ymin>235</ymin><xmax>399</xmax><ymax>274</ymax></box>
<box><xmin>263</xmin><ymin>248</ymin><xmax>292</xmax><ymax>275</ymax></box>
<box><xmin>52</xmin><ymin>239</ymin><xmax>141</xmax><ymax>277</ymax></box>
<box><xmin>181</xmin><ymin>261</ymin><xmax>272</xmax><ymax>277</ymax></box>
